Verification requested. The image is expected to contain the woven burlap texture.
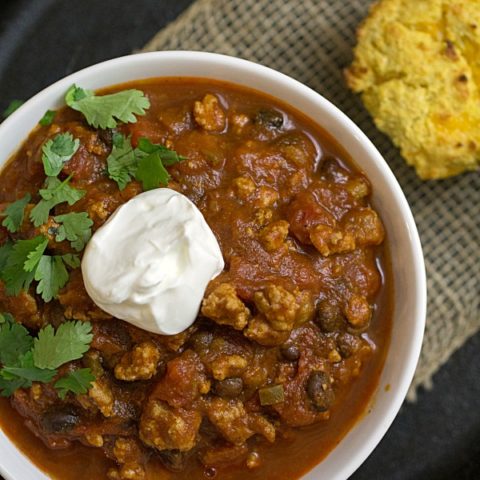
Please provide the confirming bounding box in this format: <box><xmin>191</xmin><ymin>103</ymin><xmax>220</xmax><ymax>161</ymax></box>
<box><xmin>142</xmin><ymin>0</ymin><xmax>480</xmax><ymax>399</ymax></box>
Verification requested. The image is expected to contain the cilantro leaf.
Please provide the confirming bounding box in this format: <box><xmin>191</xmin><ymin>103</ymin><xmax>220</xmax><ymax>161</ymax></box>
<box><xmin>1</xmin><ymin>266</ymin><xmax>35</xmax><ymax>297</ymax></box>
<box><xmin>30</xmin><ymin>176</ymin><xmax>86</xmax><ymax>227</ymax></box>
<box><xmin>29</xmin><ymin>203</ymin><xmax>51</xmax><ymax>229</ymax></box>
<box><xmin>0</xmin><ymin>234</ymin><xmax>77</xmax><ymax>301</ymax></box>
<box><xmin>0</xmin><ymin>193</ymin><xmax>31</xmax><ymax>233</ymax></box>
<box><xmin>137</xmin><ymin>137</ymin><xmax>185</xmax><ymax>166</ymax></box>
<box><xmin>2</xmin><ymin>100</ymin><xmax>23</xmax><ymax>119</ymax></box>
<box><xmin>1</xmin><ymin>351</ymin><xmax>56</xmax><ymax>384</ymax></box>
<box><xmin>0</xmin><ymin>377</ymin><xmax>26</xmax><ymax>397</ymax></box>
<box><xmin>24</xmin><ymin>237</ymin><xmax>49</xmax><ymax>272</ymax></box>
<box><xmin>34</xmin><ymin>255</ymin><xmax>69</xmax><ymax>302</ymax></box>
<box><xmin>42</xmin><ymin>133</ymin><xmax>80</xmax><ymax>177</ymax></box>
<box><xmin>0</xmin><ymin>351</ymin><xmax>56</xmax><ymax>396</ymax></box>
<box><xmin>134</xmin><ymin>138</ymin><xmax>185</xmax><ymax>191</ymax></box>
<box><xmin>136</xmin><ymin>138</ymin><xmax>158</xmax><ymax>154</ymax></box>
<box><xmin>0</xmin><ymin>241</ymin><xmax>13</xmax><ymax>272</ymax></box>
<box><xmin>0</xmin><ymin>321</ymin><xmax>33</xmax><ymax>366</ymax></box>
<box><xmin>61</xmin><ymin>253</ymin><xmax>80</xmax><ymax>269</ymax></box>
<box><xmin>33</xmin><ymin>321</ymin><xmax>93</xmax><ymax>370</ymax></box>
<box><xmin>0</xmin><ymin>312</ymin><xmax>14</xmax><ymax>325</ymax></box>
<box><xmin>135</xmin><ymin>150</ymin><xmax>170</xmax><ymax>190</ymax></box>
<box><xmin>39</xmin><ymin>175</ymin><xmax>85</xmax><ymax>204</ymax></box>
<box><xmin>0</xmin><ymin>316</ymin><xmax>95</xmax><ymax>398</ymax></box>
<box><xmin>0</xmin><ymin>240</ymin><xmax>13</xmax><ymax>270</ymax></box>
<box><xmin>0</xmin><ymin>236</ymin><xmax>48</xmax><ymax>295</ymax></box>
<box><xmin>107</xmin><ymin>133</ymin><xmax>137</xmax><ymax>190</ymax></box>
<box><xmin>55</xmin><ymin>368</ymin><xmax>95</xmax><ymax>399</ymax></box>
<box><xmin>65</xmin><ymin>85</ymin><xmax>150</xmax><ymax>129</ymax></box>
<box><xmin>105</xmin><ymin>134</ymin><xmax>184</xmax><ymax>191</ymax></box>
<box><xmin>39</xmin><ymin>109</ymin><xmax>56</xmax><ymax>127</ymax></box>
<box><xmin>0</xmin><ymin>234</ymin><xmax>80</xmax><ymax>302</ymax></box>
<box><xmin>54</xmin><ymin>212</ymin><xmax>93</xmax><ymax>251</ymax></box>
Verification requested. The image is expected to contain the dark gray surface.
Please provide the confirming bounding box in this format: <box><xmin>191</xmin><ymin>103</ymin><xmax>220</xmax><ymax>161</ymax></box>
<box><xmin>0</xmin><ymin>1</ymin><xmax>479</xmax><ymax>478</ymax></box>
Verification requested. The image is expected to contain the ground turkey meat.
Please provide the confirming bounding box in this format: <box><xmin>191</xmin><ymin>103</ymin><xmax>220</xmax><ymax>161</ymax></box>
<box><xmin>140</xmin><ymin>400</ymin><xmax>202</xmax><ymax>452</ymax></box>
<box><xmin>201</xmin><ymin>283</ymin><xmax>251</xmax><ymax>330</ymax></box>
<box><xmin>193</xmin><ymin>94</ymin><xmax>226</xmax><ymax>132</ymax></box>
<box><xmin>204</xmin><ymin>397</ymin><xmax>275</xmax><ymax>445</ymax></box>
<box><xmin>114</xmin><ymin>342</ymin><xmax>161</xmax><ymax>381</ymax></box>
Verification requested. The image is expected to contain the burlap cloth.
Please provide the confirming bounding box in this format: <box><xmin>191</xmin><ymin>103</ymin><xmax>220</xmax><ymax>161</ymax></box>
<box><xmin>141</xmin><ymin>0</ymin><xmax>480</xmax><ymax>399</ymax></box>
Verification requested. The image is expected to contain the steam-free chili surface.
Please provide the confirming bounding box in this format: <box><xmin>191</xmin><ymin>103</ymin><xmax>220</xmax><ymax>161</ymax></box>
<box><xmin>0</xmin><ymin>78</ymin><xmax>392</xmax><ymax>479</ymax></box>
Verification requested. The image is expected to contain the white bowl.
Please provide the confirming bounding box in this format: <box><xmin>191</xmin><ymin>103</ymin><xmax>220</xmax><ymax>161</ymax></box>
<box><xmin>0</xmin><ymin>51</ymin><xmax>426</xmax><ymax>480</ymax></box>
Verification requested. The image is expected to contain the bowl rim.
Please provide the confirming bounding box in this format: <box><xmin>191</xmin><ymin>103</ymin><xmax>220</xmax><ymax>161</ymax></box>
<box><xmin>0</xmin><ymin>50</ymin><xmax>427</xmax><ymax>480</ymax></box>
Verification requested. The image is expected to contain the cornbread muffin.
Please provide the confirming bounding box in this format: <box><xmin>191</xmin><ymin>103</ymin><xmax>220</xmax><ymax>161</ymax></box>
<box><xmin>346</xmin><ymin>0</ymin><xmax>480</xmax><ymax>179</ymax></box>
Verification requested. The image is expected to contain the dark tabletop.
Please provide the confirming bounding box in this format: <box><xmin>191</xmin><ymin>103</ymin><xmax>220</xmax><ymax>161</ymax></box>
<box><xmin>0</xmin><ymin>1</ymin><xmax>479</xmax><ymax>479</ymax></box>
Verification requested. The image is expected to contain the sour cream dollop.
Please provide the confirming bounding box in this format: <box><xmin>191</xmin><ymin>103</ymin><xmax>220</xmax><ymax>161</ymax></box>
<box><xmin>81</xmin><ymin>188</ymin><xmax>224</xmax><ymax>335</ymax></box>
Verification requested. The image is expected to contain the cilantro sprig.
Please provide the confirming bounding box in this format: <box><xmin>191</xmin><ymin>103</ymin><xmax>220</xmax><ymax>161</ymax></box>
<box><xmin>33</xmin><ymin>321</ymin><xmax>93</xmax><ymax>369</ymax></box>
<box><xmin>35</xmin><ymin>252</ymin><xmax>81</xmax><ymax>302</ymax></box>
<box><xmin>1</xmin><ymin>236</ymin><xmax>48</xmax><ymax>296</ymax></box>
<box><xmin>0</xmin><ymin>312</ymin><xmax>14</xmax><ymax>325</ymax></box>
<box><xmin>1</xmin><ymin>351</ymin><xmax>57</xmax><ymax>389</ymax></box>
<box><xmin>54</xmin><ymin>212</ymin><xmax>93</xmax><ymax>251</ymax></box>
<box><xmin>107</xmin><ymin>134</ymin><xmax>184</xmax><ymax>191</ymax></box>
<box><xmin>0</xmin><ymin>240</ymin><xmax>13</xmax><ymax>271</ymax></box>
<box><xmin>0</xmin><ymin>317</ymin><xmax>95</xmax><ymax>398</ymax></box>
<box><xmin>55</xmin><ymin>368</ymin><xmax>95</xmax><ymax>399</ymax></box>
<box><xmin>106</xmin><ymin>133</ymin><xmax>137</xmax><ymax>190</ymax></box>
<box><xmin>34</xmin><ymin>255</ymin><xmax>69</xmax><ymax>302</ymax></box>
<box><xmin>1</xmin><ymin>176</ymin><xmax>88</xmax><ymax>301</ymax></box>
<box><xmin>135</xmin><ymin>138</ymin><xmax>179</xmax><ymax>191</ymax></box>
<box><xmin>137</xmin><ymin>137</ymin><xmax>186</xmax><ymax>167</ymax></box>
<box><xmin>42</xmin><ymin>133</ymin><xmax>80</xmax><ymax>177</ymax></box>
<box><xmin>30</xmin><ymin>175</ymin><xmax>86</xmax><ymax>227</ymax></box>
<box><xmin>0</xmin><ymin>234</ymin><xmax>79</xmax><ymax>301</ymax></box>
<box><xmin>0</xmin><ymin>321</ymin><xmax>33</xmax><ymax>366</ymax></box>
<box><xmin>1</xmin><ymin>176</ymin><xmax>88</xmax><ymax>300</ymax></box>
<box><xmin>65</xmin><ymin>85</ymin><xmax>150</xmax><ymax>129</ymax></box>
<box><xmin>39</xmin><ymin>109</ymin><xmax>56</xmax><ymax>127</ymax></box>
<box><xmin>0</xmin><ymin>193</ymin><xmax>31</xmax><ymax>233</ymax></box>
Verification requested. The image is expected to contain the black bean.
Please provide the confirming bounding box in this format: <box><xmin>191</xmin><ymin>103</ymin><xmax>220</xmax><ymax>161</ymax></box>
<box><xmin>190</xmin><ymin>330</ymin><xmax>213</xmax><ymax>352</ymax></box>
<box><xmin>280</xmin><ymin>344</ymin><xmax>300</xmax><ymax>361</ymax></box>
<box><xmin>40</xmin><ymin>406</ymin><xmax>82</xmax><ymax>434</ymax></box>
<box><xmin>306</xmin><ymin>371</ymin><xmax>335</xmax><ymax>412</ymax></box>
<box><xmin>204</xmin><ymin>466</ymin><xmax>217</xmax><ymax>478</ymax></box>
<box><xmin>156</xmin><ymin>361</ymin><xmax>167</xmax><ymax>378</ymax></box>
<box><xmin>337</xmin><ymin>332</ymin><xmax>361</xmax><ymax>358</ymax></box>
<box><xmin>275</xmin><ymin>132</ymin><xmax>305</xmax><ymax>147</ymax></box>
<box><xmin>254</xmin><ymin>109</ymin><xmax>284</xmax><ymax>129</ymax></box>
<box><xmin>98</xmin><ymin>128</ymin><xmax>113</xmax><ymax>146</ymax></box>
<box><xmin>42</xmin><ymin>301</ymin><xmax>69</xmax><ymax>329</ymax></box>
<box><xmin>158</xmin><ymin>449</ymin><xmax>186</xmax><ymax>472</ymax></box>
<box><xmin>95</xmin><ymin>320</ymin><xmax>132</xmax><ymax>352</ymax></box>
<box><xmin>318</xmin><ymin>157</ymin><xmax>349</xmax><ymax>183</ymax></box>
<box><xmin>315</xmin><ymin>300</ymin><xmax>345</xmax><ymax>333</ymax></box>
<box><xmin>214</xmin><ymin>377</ymin><xmax>243</xmax><ymax>398</ymax></box>
<box><xmin>111</xmin><ymin>397</ymin><xmax>141</xmax><ymax>420</ymax></box>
